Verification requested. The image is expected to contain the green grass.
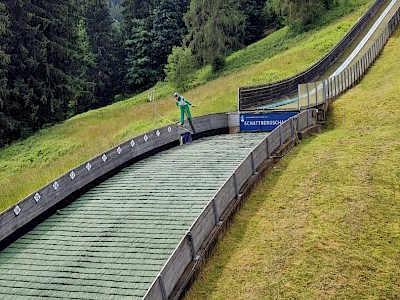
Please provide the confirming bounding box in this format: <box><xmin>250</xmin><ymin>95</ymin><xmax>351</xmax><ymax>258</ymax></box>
<box><xmin>2</xmin><ymin>1</ymin><xmax>398</xmax><ymax>298</ymax></box>
<box><xmin>0</xmin><ymin>2</ymin><xmax>371</xmax><ymax>213</ymax></box>
<box><xmin>183</xmin><ymin>26</ymin><xmax>400</xmax><ymax>300</ymax></box>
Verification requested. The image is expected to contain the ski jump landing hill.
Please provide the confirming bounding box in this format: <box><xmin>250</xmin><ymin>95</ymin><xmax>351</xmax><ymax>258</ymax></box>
<box><xmin>0</xmin><ymin>0</ymin><xmax>399</xmax><ymax>299</ymax></box>
<box><xmin>0</xmin><ymin>112</ymin><xmax>317</xmax><ymax>300</ymax></box>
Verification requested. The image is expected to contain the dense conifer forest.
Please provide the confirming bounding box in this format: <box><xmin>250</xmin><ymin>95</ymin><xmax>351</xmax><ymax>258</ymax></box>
<box><xmin>0</xmin><ymin>0</ymin><xmax>342</xmax><ymax>147</ymax></box>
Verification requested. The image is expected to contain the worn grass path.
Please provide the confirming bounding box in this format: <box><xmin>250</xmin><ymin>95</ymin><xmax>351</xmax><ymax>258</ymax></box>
<box><xmin>183</xmin><ymin>26</ymin><xmax>400</xmax><ymax>300</ymax></box>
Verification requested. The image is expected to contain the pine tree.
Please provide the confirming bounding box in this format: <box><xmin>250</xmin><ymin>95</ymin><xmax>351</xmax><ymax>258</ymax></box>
<box><xmin>108</xmin><ymin>0</ymin><xmax>122</xmax><ymax>22</ymax></box>
<box><xmin>121</xmin><ymin>0</ymin><xmax>155</xmax><ymax>38</ymax></box>
<box><xmin>0</xmin><ymin>2</ymin><xmax>16</xmax><ymax>146</ymax></box>
<box><xmin>151</xmin><ymin>0</ymin><xmax>189</xmax><ymax>79</ymax></box>
<box><xmin>122</xmin><ymin>0</ymin><xmax>157</xmax><ymax>91</ymax></box>
<box><xmin>122</xmin><ymin>0</ymin><xmax>189</xmax><ymax>91</ymax></box>
<box><xmin>28</xmin><ymin>0</ymin><xmax>84</xmax><ymax>124</ymax></box>
<box><xmin>0</xmin><ymin>3</ymin><xmax>11</xmax><ymax>109</ymax></box>
<box><xmin>184</xmin><ymin>0</ymin><xmax>245</xmax><ymax>67</ymax></box>
<box><xmin>85</xmin><ymin>0</ymin><xmax>125</xmax><ymax>106</ymax></box>
<box><xmin>4</xmin><ymin>0</ymin><xmax>85</xmax><ymax>140</ymax></box>
<box><xmin>124</xmin><ymin>18</ymin><xmax>157</xmax><ymax>90</ymax></box>
<box><xmin>73</xmin><ymin>18</ymin><xmax>96</xmax><ymax>115</ymax></box>
<box><xmin>239</xmin><ymin>0</ymin><xmax>266</xmax><ymax>45</ymax></box>
<box><xmin>5</xmin><ymin>0</ymin><xmax>41</xmax><ymax>138</ymax></box>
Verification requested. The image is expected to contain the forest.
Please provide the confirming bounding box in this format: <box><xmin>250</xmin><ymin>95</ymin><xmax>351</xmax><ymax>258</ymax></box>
<box><xmin>0</xmin><ymin>0</ymin><xmax>339</xmax><ymax>147</ymax></box>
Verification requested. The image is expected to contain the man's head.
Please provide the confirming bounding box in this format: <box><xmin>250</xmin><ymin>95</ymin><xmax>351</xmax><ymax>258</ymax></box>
<box><xmin>173</xmin><ymin>92</ymin><xmax>179</xmax><ymax>99</ymax></box>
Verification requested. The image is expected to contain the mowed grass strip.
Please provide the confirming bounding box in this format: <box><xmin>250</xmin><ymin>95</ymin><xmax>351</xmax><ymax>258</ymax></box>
<box><xmin>183</xmin><ymin>28</ymin><xmax>400</xmax><ymax>300</ymax></box>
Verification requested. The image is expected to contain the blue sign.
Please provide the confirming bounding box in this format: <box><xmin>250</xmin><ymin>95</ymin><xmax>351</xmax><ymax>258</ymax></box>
<box><xmin>240</xmin><ymin>112</ymin><xmax>298</xmax><ymax>132</ymax></box>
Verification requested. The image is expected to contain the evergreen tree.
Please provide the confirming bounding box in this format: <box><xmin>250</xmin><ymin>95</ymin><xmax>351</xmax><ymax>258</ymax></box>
<box><xmin>28</xmin><ymin>0</ymin><xmax>84</xmax><ymax>124</ymax></box>
<box><xmin>151</xmin><ymin>0</ymin><xmax>189</xmax><ymax>79</ymax></box>
<box><xmin>85</xmin><ymin>0</ymin><xmax>125</xmax><ymax>106</ymax></box>
<box><xmin>268</xmin><ymin>0</ymin><xmax>326</xmax><ymax>31</ymax></box>
<box><xmin>123</xmin><ymin>0</ymin><xmax>189</xmax><ymax>91</ymax></box>
<box><xmin>4</xmin><ymin>0</ymin><xmax>85</xmax><ymax>140</ymax></box>
<box><xmin>121</xmin><ymin>0</ymin><xmax>155</xmax><ymax>38</ymax></box>
<box><xmin>263</xmin><ymin>0</ymin><xmax>284</xmax><ymax>29</ymax></box>
<box><xmin>64</xmin><ymin>0</ymin><xmax>97</xmax><ymax>115</ymax></box>
<box><xmin>108</xmin><ymin>0</ymin><xmax>122</xmax><ymax>22</ymax></box>
<box><xmin>121</xmin><ymin>0</ymin><xmax>157</xmax><ymax>91</ymax></box>
<box><xmin>73</xmin><ymin>18</ymin><xmax>96</xmax><ymax>115</ymax></box>
<box><xmin>184</xmin><ymin>0</ymin><xmax>245</xmax><ymax>68</ymax></box>
<box><xmin>5</xmin><ymin>0</ymin><xmax>42</xmax><ymax>138</ymax></box>
<box><xmin>0</xmin><ymin>3</ymin><xmax>11</xmax><ymax>109</ymax></box>
<box><xmin>0</xmin><ymin>2</ymin><xmax>16</xmax><ymax>146</ymax></box>
<box><xmin>239</xmin><ymin>0</ymin><xmax>266</xmax><ymax>45</ymax></box>
<box><xmin>124</xmin><ymin>18</ymin><xmax>157</xmax><ymax>90</ymax></box>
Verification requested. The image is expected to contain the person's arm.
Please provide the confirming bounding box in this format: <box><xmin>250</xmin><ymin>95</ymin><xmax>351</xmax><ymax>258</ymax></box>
<box><xmin>184</xmin><ymin>97</ymin><xmax>196</xmax><ymax>107</ymax></box>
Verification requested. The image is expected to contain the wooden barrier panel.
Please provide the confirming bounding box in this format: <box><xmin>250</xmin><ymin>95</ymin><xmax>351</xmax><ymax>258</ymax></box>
<box><xmin>210</xmin><ymin>114</ymin><xmax>229</xmax><ymax>130</ymax></box>
<box><xmin>142</xmin><ymin>276</ymin><xmax>165</xmax><ymax>300</ymax></box>
<box><xmin>234</xmin><ymin>156</ymin><xmax>253</xmax><ymax>192</ymax></box>
<box><xmin>267</xmin><ymin>129</ymin><xmax>281</xmax><ymax>155</ymax></box>
<box><xmin>213</xmin><ymin>176</ymin><xmax>236</xmax><ymax>219</ymax></box>
<box><xmin>297</xmin><ymin>111</ymin><xmax>310</xmax><ymax>131</ymax></box>
<box><xmin>280</xmin><ymin>121</ymin><xmax>293</xmax><ymax>143</ymax></box>
<box><xmin>228</xmin><ymin>113</ymin><xmax>240</xmax><ymax>128</ymax></box>
<box><xmin>190</xmin><ymin>203</ymin><xmax>217</xmax><ymax>253</ymax></box>
<box><xmin>252</xmin><ymin>139</ymin><xmax>268</xmax><ymax>171</ymax></box>
<box><xmin>182</xmin><ymin>113</ymin><xmax>228</xmax><ymax>134</ymax></box>
<box><xmin>159</xmin><ymin>236</ymin><xmax>193</xmax><ymax>297</ymax></box>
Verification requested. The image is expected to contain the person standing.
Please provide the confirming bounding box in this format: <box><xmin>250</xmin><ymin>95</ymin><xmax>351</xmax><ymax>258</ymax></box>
<box><xmin>173</xmin><ymin>92</ymin><xmax>196</xmax><ymax>125</ymax></box>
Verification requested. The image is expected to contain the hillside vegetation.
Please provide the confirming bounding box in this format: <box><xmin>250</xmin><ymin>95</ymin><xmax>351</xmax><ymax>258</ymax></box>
<box><xmin>184</xmin><ymin>25</ymin><xmax>400</xmax><ymax>300</ymax></box>
<box><xmin>0</xmin><ymin>3</ymin><xmax>371</xmax><ymax>210</ymax></box>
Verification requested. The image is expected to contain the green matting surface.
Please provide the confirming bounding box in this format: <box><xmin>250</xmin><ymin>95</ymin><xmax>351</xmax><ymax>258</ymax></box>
<box><xmin>0</xmin><ymin>133</ymin><xmax>268</xmax><ymax>299</ymax></box>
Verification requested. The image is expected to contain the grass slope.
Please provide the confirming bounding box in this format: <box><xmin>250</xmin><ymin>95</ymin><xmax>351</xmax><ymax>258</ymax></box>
<box><xmin>0</xmin><ymin>3</ymin><xmax>373</xmax><ymax>212</ymax></box>
<box><xmin>183</xmin><ymin>28</ymin><xmax>400</xmax><ymax>299</ymax></box>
